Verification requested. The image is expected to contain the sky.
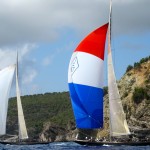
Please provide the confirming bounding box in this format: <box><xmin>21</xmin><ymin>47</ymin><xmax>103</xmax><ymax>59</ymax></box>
<box><xmin>0</xmin><ymin>0</ymin><xmax>150</xmax><ymax>96</ymax></box>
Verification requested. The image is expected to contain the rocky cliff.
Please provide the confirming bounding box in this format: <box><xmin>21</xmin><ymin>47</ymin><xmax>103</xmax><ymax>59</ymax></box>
<box><xmin>66</xmin><ymin>57</ymin><xmax>150</xmax><ymax>142</ymax></box>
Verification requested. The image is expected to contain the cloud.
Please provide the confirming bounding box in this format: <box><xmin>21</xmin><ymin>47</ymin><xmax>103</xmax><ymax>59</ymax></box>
<box><xmin>42</xmin><ymin>40</ymin><xmax>75</xmax><ymax>67</ymax></box>
<box><xmin>22</xmin><ymin>68</ymin><xmax>37</xmax><ymax>84</ymax></box>
<box><xmin>0</xmin><ymin>44</ymin><xmax>37</xmax><ymax>85</ymax></box>
<box><xmin>0</xmin><ymin>0</ymin><xmax>149</xmax><ymax>46</ymax></box>
<box><xmin>42</xmin><ymin>55</ymin><xmax>54</xmax><ymax>66</ymax></box>
<box><xmin>0</xmin><ymin>49</ymin><xmax>16</xmax><ymax>68</ymax></box>
<box><xmin>112</xmin><ymin>0</ymin><xmax>150</xmax><ymax>36</ymax></box>
<box><xmin>19</xmin><ymin>44</ymin><xmax>37</xmax><ymax>59</ymax></box>
<box><xmin>0</xmin><ymin>0</ymin><xmax>109</xmax><ymax>46</ymax></box>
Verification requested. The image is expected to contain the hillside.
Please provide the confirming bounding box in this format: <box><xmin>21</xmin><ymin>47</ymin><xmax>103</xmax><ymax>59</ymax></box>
<box><xmin>71</xmin><ymin>56</ymin><xmax>150</xmax><ymax>141</ymax></box>
<box><xmin>6</xmin><ymin>92</ymin><xmax>75</xmax><ymax>141</ymax></box>
<box><xmin>3</xmin><ymin>56</ymin><xmax>150</xmax><ymax>142</ymax></box>
<box><xmin>119</xmin><ymin>56</ymin><xmax>150</xmax><ymax>129</ymax></box>
<box><xmin>96</xmin><ymin>56</ymin><xmax>150</xmax><ymax>141</ymax></box>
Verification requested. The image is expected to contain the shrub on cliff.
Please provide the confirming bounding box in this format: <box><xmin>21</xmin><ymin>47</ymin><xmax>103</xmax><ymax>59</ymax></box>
<box><xmin>134</xmin><ymin>62</ymin><xmax>141</xmax><ymax>68</ymax></box>
<box><xmin>132</xmin><ymin>87</ymin><xmax>149</xmax><ymax>104</ymax></box>
<box><xmin>126</xmin><ymin>65</ymin><xmax>133</xmax><ymax>72</ymax></box>
<box><xmin>139</xmin><ymin>56</ymin><xmax>150</xmax><ymax>64</ymax></box>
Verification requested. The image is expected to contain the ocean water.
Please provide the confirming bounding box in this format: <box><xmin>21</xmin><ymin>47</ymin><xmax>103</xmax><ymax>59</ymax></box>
<box><xmin>0</xmin><ymin>142</ymin><xmax>150</xmax><ymax>150</ymax></box>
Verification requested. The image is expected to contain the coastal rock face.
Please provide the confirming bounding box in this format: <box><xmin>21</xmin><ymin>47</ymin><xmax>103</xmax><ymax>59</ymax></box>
<box><xmin>39</xmin><ymin>121</ymin><xmax>76</xmax><ymax>142</ymax></box>
<box><xmin>39</xmin><ymin>122</ymin><xmax>67</xmax><ymax>142</ymax></box>
<box><xmin>118</xmin><ymin>60</ymin><xmax>150</xmax><ymax>128</ymax></box>
<box><xmin>75</xmin><ymin>58</ymin><xmax>150</xmax><ymax>141</ymax></box>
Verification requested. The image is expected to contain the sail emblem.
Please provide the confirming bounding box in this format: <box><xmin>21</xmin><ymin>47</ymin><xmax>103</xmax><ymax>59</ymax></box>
<box><xmin>70</xmin><ymin>57</ymin><xmax>79</xmax><ymax>74</ymax></box>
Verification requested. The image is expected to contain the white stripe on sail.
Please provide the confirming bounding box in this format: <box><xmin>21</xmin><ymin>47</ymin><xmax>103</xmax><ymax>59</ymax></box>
<box><xmin>68</xmin><ymin>52</ymin><xmax>104</xmax><ymax>89</ymax></box>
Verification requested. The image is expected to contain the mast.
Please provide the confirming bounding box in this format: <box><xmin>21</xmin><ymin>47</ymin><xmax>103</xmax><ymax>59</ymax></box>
<box><xmin>109</xmin><ymin>0</ymin><xmax>112</xmax><ymax>43</ymax></box>
<box><xmin>107</xmin><ymin>0</ymin><xmax>130</xmax><ymax>138</ymax></box>
<box><xmin>108</xmin><ymin>0</ymin><xmax>113</xmax><ymax>140</ymax></box>
<box><xmin>16</xmin><ymin>51</ymin><xmax>28</xmax><ymax>140</ymax></box>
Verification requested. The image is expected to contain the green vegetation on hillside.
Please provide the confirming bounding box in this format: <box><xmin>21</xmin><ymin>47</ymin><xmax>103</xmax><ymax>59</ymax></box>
<box><xmin>126</xmin><ymin>65</ymin><xmax>133</xmax><ymax>72</ymax></box>
<box><xmin>126</xmin><ymin>55</ymin><xmax>150</xmax><ymax>72</ymax></box>
<box><xmin>7</xmin><ymin>92</ymin><xmax>74</xmax><ymax>139</ymax></box>
<box><xmin>132</xmin><ymin>87</ymin><xmax>149</xmax><ymax>104</ymax></box>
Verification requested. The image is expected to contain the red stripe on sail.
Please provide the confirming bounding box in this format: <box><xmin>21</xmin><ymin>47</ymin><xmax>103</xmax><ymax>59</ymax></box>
<box><xmin>75</xmin><ymin>23</ymin><xmax>108</xmax><ymax>60</ymax></box>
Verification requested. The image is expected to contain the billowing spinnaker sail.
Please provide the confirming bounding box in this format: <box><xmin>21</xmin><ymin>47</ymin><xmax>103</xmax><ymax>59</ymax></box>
<box><xmin>107</xmin><ymin>30</ymin><xmax>130</xmax><ymax>136</ymax></box>
<box><xmin>16</xmin><ymin>59</ymin><xmax>28</xmax><ymax>140</ymax></box>
<box><xmin>0</xmin><ymin>65</ymin><xmax>15</xmax><ymax>135</ymax></box>
<box><xmin>68</xmin><ymin>23</ymin><xmax>108</xmax><ymax>129</ymax></box>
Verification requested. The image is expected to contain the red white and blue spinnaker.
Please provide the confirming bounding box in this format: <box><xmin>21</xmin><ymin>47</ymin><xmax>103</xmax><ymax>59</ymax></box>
<box><xmin>68</xmin><ymin>23</ymin><xmax>108</xmax><ymax>129</ymax></box>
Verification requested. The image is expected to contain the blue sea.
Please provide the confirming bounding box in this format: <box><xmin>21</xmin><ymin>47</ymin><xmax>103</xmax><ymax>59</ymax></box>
<box><xmin>0</xmin><ymin>142</ymin><xmax>150</xmax><ymax>150</ymax></box>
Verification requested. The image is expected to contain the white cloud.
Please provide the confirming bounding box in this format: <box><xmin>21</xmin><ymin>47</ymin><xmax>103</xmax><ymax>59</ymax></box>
<box><xmin>0</xmin><ymin>0</ymin><xmax>109</xmax><ymax>46</ymax></box>
<box><xmin>112</xmin><ymin>0</ymin><xmax>150</xmax><ymax>35</ymax></box>
<box><xmin>0</xmin><ymin>49</ymin><xmax>16</xmax><ymax>69</ymax></box>
<box><xmin>43</xmin><ymin>57</ymin><xmax>51</xmax><ymax>66</ymax></box>
<box><xmin>0</xmin><ymin>0</ymin><xmax>149</xmax><ymax>46</ymax></box>
<box><xmin>19</xmin><ymin>44</ymin><xmax>37</xmax><ymax>59</ymax></box>
<box><xmin>0</xmin><ymin>44</ymin><xmax>37</xmax><ymax>85</ymax></box>
<box><xmin>22</xmin><ymin>68</ymin><xmax>37</xmax><ymax>84</ymax></box>
<box><xmin>42</xmin><ymin>55</ymin><xmax>54</xmax><ymax>66</ymax></box>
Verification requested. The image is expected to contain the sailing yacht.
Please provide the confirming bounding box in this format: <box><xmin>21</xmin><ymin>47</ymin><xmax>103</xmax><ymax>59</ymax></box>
<box><xmin>0</xmin><ymin>54</ymin><xmax>28</xmax><ymax>144</ymax></box>
<box><xmin>68</xmin><ymin>0</ymin><xmax>150</xmax><ymax>146</ymax></box>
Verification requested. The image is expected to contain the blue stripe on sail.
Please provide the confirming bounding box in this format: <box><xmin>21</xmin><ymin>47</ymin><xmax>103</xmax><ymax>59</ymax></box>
<box><xmin>68</xmin><ymin>83</ymin><xmax>103</xmax><ymax>129</ymax></box>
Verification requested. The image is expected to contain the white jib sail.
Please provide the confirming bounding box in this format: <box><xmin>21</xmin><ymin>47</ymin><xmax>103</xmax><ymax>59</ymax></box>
<box><xmin>0</xmin><ymin>65</ymin><xmax>15</xmax><ymax>135</ymax></box>
<box><xmin>107</xmin><ymin>0</ymin><xmax>130</xmax><ymax>137</ymax></box>
<box><xmin>16</xmin><ymin>63</ymin><xmax>28</xmax><ymax>140</ymax></box>
<box><xmin>107</xmin><ymin>40</ymin><xmax>130</xmax><ymax>137</ymax></box>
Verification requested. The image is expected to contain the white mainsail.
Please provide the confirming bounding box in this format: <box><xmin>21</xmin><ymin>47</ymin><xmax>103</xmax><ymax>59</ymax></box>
<box><xmin>0</xmin><ymin>65</ymin><xmax>15</xmax><ymax>135</ymax></box>
<box><xmin>107</xmin><ymin>0</ymin><xmax>130</xmax><ymax>137</ymax></box>
<box><xmin>16</xmin><ymin>56</ymin><xmax>28</xmax><ymax>140</ymax></box>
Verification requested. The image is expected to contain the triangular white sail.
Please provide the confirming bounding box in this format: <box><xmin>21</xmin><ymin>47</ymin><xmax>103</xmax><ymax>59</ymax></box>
<box><xmin>107</xmin><ymin>0</ymin><xmax>130</xmax><ymax>137</ymax></box>
<box><xmin>0</xmin><ymin>65</ymin><xmax>15</xmax><ymax>135</ymax></box>
<box><xmin>16</xmin><ymin>56</ymin><xmax>28</xmax><ymax>140</ymax></box>
<box><xmin>108</xmin><ymin>48</ymin><xmax>130</xmax><ymax>137</ymax></box>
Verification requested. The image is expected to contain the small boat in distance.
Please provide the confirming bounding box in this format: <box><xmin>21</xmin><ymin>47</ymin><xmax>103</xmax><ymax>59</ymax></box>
<box><xmin>68</xmin><ymin>0</ymin><xmax>150</xmax><ymax>146</ymax></box>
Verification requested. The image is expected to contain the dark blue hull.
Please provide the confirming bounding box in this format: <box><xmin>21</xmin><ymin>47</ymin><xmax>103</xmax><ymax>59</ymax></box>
<box><xmin>74</xmin><ymin>140</ymin><xmax>150</xmax><ymax>146</ymax></box>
